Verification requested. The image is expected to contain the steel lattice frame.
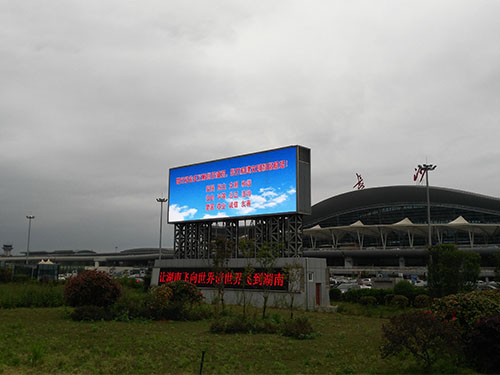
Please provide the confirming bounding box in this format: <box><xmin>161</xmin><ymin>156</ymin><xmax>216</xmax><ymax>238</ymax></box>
<box><xmin>174</xmin><ymin>214</ymin><xmax>304</xmax><ymax>259</ymax></box>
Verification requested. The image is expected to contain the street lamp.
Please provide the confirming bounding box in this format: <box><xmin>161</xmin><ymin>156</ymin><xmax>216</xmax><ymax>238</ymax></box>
<box><xmin>418</xmin><ymin>164</ymin><xmax>437</xmax><ymax>247</ymax></box>
<box><xmin>26</xmin><ymin>215</ymin><xmax>35</xmax><ymax>264</ymax></box>
<box><xmin>156</xmin><ymin>198</ymin><xmax>168</xmax><ymax>260</ymax></box>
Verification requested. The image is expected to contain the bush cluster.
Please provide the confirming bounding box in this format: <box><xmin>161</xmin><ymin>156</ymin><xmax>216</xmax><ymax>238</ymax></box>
<box><xmin>65</xmin><ymin>277</ymin><xmax>209</xmax><ymax>322</ymax></box>
<box><xmin>381</xmin><ymin>310</ymin><xmax>463</xmax><ymax>370</ymax></box>
<box><xmin>210</xmin><ymin>314</ymin><xmax>314</xmax><ymax>339</ymax></box>
<box><xmin>391</xmin><ymin>295</ymin><xmax>409</xmax><ymax>309</ymax></box>
<box><xmin>281</xmin><ymin>316</ymin><xmax>315</xmax><ymax>339</ymax></box>
<box><xmin>63</xmin><ymin>270</ymin><xmax>122</xmax><ymax>308</ymax></box>
<box><xmin>329</xmin><ymin>287</ymin><xmax>342</xmax><ymax>301</ymax></box>
<box><xmin>413</xmin><ymin>294</ymin><xmax>431</xmax><ymax>308</ymax></box>
<box><xmin>0</xmin><ymin>267</ymin><xmax>13</xmax><ymax>283</ymax></box>
<box><xmin>342</xmin><ymin>288</ymin><xmax>393</xmax><ymax>305</ymax></box>
<box><xmin>0</xmin><ymin>283</ymin><xmax>64</xmax><ymax>308</ymax></box>
<box><xmin>380</xmin><ymin>290</ymin><xmax>500</xmax><ymax>373</ymax></box>
<box><xmin>147</xmin><ymin>284</ymin><xmax>174</xmax><ymax>320</ymax></box>
<box><xmin>359</xmin><ymin>296</ymin><xmax>377</xmax><ymax>306</ymax></box>
<box><xmin>431</xmin><ymin>290</ymin><xmax>500</xmax><ymax>329</ymax></box>
<box><xmin>331</xmin><ymin>281</ymin><xmax>430</xmax><ymax>309</ymax></box>
<box><xmin>115</xmin><ymin>277</ymin><xmax>144</xmax><ymax>290</ymax></box>
<box><xmin>71</xmin><ymin>305</ymin><xmax>114</xmax><ymax>321</ymax></box>
<box><xmin>465</xmin><ymin>313</ymin><xmax>500</xmax><ymax>374</ymax></box>
<box><xmin>146</xmin><ymin>281</ymin><xmax>205</xmax><ymax>321</ymax></box>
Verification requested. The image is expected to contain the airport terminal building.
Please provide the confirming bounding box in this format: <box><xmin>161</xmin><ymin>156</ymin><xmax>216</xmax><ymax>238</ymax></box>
<box><xmin>3</xmin><ymin>185</ymin><xmax>500</xmax><ymax>281</ymax></box>
<box><xmin>303</xmin><ymin>185</ymin><xmax>500</xmax><ymax>279</ymax></box>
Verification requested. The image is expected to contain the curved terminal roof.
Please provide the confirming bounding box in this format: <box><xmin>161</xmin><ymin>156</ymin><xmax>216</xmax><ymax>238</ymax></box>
<box><xmin>305</xmin><ymin>185</ymin><xmax>500</xmax><ymax>228</ymax></box>
<box><xmin>304</xmin><ymin>186</ymin><xmax>500</xmax><ymax>249</ymax></box>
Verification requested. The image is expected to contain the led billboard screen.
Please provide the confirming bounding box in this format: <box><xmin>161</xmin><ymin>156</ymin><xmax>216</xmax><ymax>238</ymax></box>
<box><xmin>168</xmin><ymin>145</ymin><xmax>310</xmax><ymax>223</ymax></box>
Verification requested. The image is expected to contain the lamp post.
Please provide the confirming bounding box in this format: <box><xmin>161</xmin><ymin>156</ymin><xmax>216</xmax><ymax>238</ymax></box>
<box><xmin>156</xmin><ymin>198</ymin><xmax>168</xmax><ymax>260</ymax></box>
<box><xmin>26</xmin><ymin>215</ymin><xmax>35</xmax><ymax>264</ymax></box>
<box><xmin>418</xmin><ymin>164</ymin><xmax>437</xmax><ymax>247</ymax></box>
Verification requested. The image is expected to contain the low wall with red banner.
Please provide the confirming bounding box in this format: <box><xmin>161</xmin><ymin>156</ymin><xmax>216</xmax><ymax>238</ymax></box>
<box><xmin>151</xmin><ymin>257</ymin><xmax>329</xmax><ymax>310</ymax></box>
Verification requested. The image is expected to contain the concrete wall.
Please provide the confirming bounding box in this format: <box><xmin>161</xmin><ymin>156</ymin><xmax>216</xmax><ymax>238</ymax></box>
<box><xmin>151</xmin><ymin>257</ymin><xmax>330</xmax><ymax>310</ymax></box>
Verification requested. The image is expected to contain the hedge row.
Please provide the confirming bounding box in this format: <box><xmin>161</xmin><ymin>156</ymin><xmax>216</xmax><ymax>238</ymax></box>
<box><xmin>330</xmin><ymin>281</ymin><xmax>431</xmax><ymax>308</ymax></box>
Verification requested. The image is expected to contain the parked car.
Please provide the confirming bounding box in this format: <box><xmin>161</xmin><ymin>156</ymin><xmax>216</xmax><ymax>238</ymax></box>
<box><xmin>337</xmin><ymin>283</ymin><xmax>360</xmax><ymax>293</ymax></box>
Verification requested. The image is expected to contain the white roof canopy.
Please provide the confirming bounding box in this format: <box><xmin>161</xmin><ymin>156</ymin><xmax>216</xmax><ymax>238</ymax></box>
<box><xmin>305</xmin><ymin>216</ymin><xmax>500</xmax><ymax>249</ymax></box>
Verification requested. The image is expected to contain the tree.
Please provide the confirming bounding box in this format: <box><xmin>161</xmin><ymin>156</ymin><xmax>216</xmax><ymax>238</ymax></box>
<box><xmin>283</xmin><ymin>261</ymin><xmax>304</xmax><ymax>319</ymax></box>
<box><xmin>381</xmin><ymin>311</ymin><xmax>462</xmax><ymax>371</ymax></box>
<box><xmin>427</xmin><ymin>244</ymin><xmax>480</xmax><ymax>297</ymax></box>
<box><xmin>211</xmin><ymin>237</ymin><xmax>234</xmax><ymax>315</ymax></box>
<box><xmin>257</xmin><ymin>241</ymin><xmax>282</xmax><ymax>319</ymax></box>
<box><xmin>494</xmin><ymin>252</ymin><xmax>500</xmax><ymax>281</ymax></box>
<box><xmin>238</xmin><ymin>238</ymin><xmax>255</xmax><ymax>319</ymax></box>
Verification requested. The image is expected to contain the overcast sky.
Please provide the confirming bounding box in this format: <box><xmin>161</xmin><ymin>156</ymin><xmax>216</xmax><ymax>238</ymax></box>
<box><xmin>1</xmin><ymin>1</ymin><xmax>500</xmax><ymax>254</ymax></box>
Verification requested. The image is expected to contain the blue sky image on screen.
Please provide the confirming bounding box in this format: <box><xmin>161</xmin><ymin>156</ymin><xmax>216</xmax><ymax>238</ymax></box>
<box><xmin>168</xmin><ymin>147</ymin><xmax>297</xmax><ymax>222</ymax></box>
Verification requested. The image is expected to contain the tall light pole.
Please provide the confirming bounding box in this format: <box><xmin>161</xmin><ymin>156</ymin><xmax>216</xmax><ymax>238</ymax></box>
<box><xmin>156</xmin><ymin>198</ymin><xmax>168</xmax><ymax>260</ymax></box>
<box><xmin>418</xmin><ymin>164</ymin><xmax>437</xmax><ymax>247</ymax></box>
<box><xmin>26</xmin><ymin>215</ymin><xmax>35</xmax><ymax>264</ymax></box>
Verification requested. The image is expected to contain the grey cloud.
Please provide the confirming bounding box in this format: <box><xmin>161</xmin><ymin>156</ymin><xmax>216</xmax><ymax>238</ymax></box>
<box><xmin>1</xmin><ymin>0</ymin><xmax>500</xmax><ymax>253</ymax></box>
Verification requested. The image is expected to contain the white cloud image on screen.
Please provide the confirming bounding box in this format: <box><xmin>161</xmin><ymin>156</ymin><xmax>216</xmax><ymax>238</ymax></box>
<box><xmin>169</xmin><ymin>204</ymin><xmax>197</xmax><ymax>221</ymax></box>
<box><xmin>231</xmin><ymin>186</ymin><xmax>295</xmax><ymax>216</ymax></box>
<box><xmin>202</xmin><ymin>212</ymin><xmax>229</xmax><ymax>220</ymax></box>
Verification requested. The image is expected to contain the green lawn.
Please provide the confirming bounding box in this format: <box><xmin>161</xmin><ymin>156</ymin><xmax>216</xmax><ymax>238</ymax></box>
<box><xmin>0</xmin><ymin>306</ymin><xmax>414</xmax><ymax>375</ymax></box>
<box><xmin>1</xmin><ymin>305</ymin><xmax>475</xmax><ymax>374</ymax></box>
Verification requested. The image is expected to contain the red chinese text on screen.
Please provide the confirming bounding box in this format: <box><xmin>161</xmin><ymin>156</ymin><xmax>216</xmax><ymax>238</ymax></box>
<box><xmin>158</xmin><ymin>271</ymin><xmax>284</xmax><ymax>287</ymax></box>
<box><xmin>175</xmin><ymin>159</ymin><xmax>288</xmax><ymax>185</ymax></box>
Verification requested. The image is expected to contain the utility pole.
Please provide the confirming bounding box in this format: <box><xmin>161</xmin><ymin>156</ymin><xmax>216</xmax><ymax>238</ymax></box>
<box><xmin>26</xmin><ymin>215</ymin><xmax>35</xmax><ymax>264</ymax></box>
<box><xmin>418</xmin><ymin>164</ymin><xmax>437</xmax><ymax>247</ymax></box>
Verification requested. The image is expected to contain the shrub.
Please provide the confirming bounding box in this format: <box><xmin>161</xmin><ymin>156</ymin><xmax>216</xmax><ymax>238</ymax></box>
<box><xmin>210</xmin><ymin>315</ymin><xmax>251</xmax><ymax>334</ymax></box>
<box><xmin>384</xmin><ymin>294</ymin><xmax>395</xmax><ymax>305</ymax></box>
<box><xmin>359</xmin><ymin>296</ymin><xmax>377</xmax><ymax>306</ymax></box>
<box><xmin>329</xmin><ymin>287</ymin><xmax>342</xmax><ymax>301</ymax></box>
<box><xmin>393</xmin><ymin>281</ymin><xmax>415</xmax><ymax>301</ymax></box>
<box><xmin>391</xmin><ymin>295</ymin><xmax>409</xmax><ymax>309</ymax></box>
<box><xmin>110</xmin><ymin>292</ymin><xmax>149</xmax><ymax>321</ymax></box>
<box><xmin>381</xmin><ymin>311</ymin><xmax>463</xmax><ymax>371</ymax></box>
<box><xmin>63</xmin><ymin>270</ymin><xmax>122</xmax><ymax>307</ymax></box>
<box><xmin>184</xmin><ymin>303</ymin><xmax>213</xmax><ymax>321</ymax></box>
<box><xmin>116</xmin><ymin>277</ymin><xmax>144</xmax><ymax>290</ymax></box>
<box><xmin>343</xmin><ymin>288</ymin><xmax>391</xmax><ymax>305</ymax></box>
<box><xmin>431</xmin><ymin>290</ymin><xmax>500</xmax><ymax>330</ymax></box>
<box><xmin>71</xmin><ymin>305</ymin><xmax>113</xmax><ymax>321</ymax></box>
<box><xmin>143</xmin><ymin>274</ymin><xmax>152</xmax><ymax>291</ymax></box>
<box><xmin>465</xmin><ymin>313</ymin><xmax>500</xmax><ymax>374</ymax></box>
<box><xmin>413</xmin><ymin>294</ymin><xmax>431</xmax><ymax>308</ymax></box>
<box><xmin>13</xmin><ymin>274</ymin><xmax>30</xmax><ymax>283</ymax></box>
<box><xmin>147</xmin><ymin>284</ymin><xmax>174</xmax><ymax>320</ymax></box>
<box><xmin>281</xmin><ymin>316</ymin><xmax>315</xmax><ymax>339</ymax></box>
<box><xmin>209</xmin><ymin>314</ymin><xmax>314</xmax><ymax>340</ymax></box>
<box><xmin>166</xmin><ymin>280</ymin><xmax>203</xmax><ymax>306</ymax></box>
<box><xmin>0</xmin><ymin>267</ymin><xmax>13</xmax><ymax>283</ymax></box>
<box><xmin>0</xmin><ymin>283</ymin><xmax>64</xmax><ymax>308</ymax></box>
<box><xmin>164</xmin><ymin>281</ymin><xmax>204</xmax><ymax>320</ymax></box>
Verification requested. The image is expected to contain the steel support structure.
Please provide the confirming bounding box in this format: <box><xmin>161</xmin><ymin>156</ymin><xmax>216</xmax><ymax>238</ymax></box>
<box><xmin>174</xmin><ymin>214</ymin><xmax>304</xmax><ymax>259</ymax></box>
<box><xmin>174</xmin><ymin>222</ymin><xmax>212</xmax><ymax>259</ymax></box>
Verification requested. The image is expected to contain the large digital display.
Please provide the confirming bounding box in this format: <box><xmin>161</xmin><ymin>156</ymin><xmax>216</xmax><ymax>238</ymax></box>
<box><xmin>168</xmin><ymin>146</ymin><xmax>309</xmax><ymax>223</ymax></box>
